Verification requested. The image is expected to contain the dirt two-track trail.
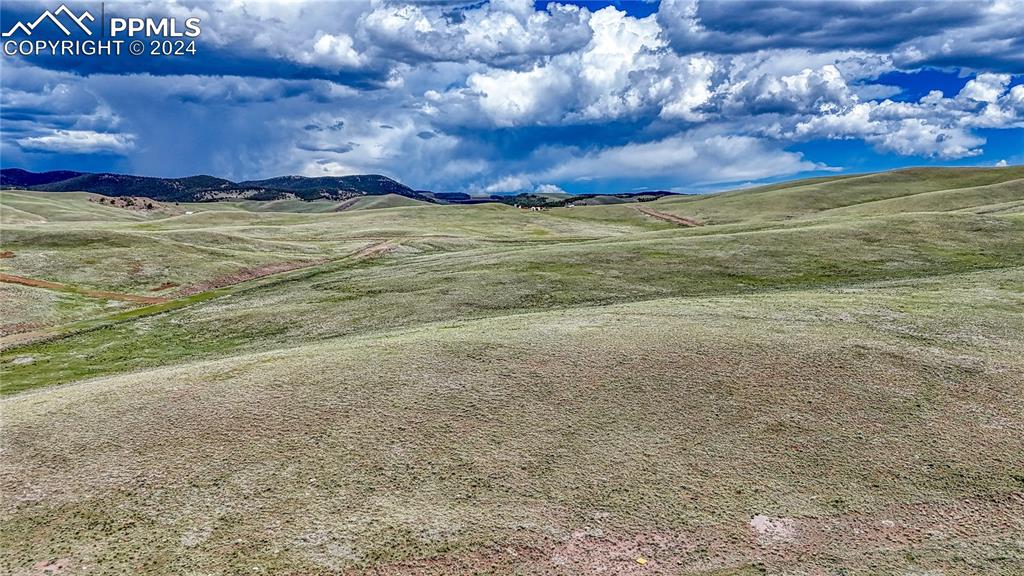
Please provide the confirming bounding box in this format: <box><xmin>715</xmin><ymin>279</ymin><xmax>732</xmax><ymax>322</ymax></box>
<box><xmin>0</xmin><ymin>273</ymin><xmax>170</xmax><ymax>304</ymax></box>
<box><xmin>171</xmin><ymin>241</ymin><xmax>394</xmax><ymax>296</ymax></box>
<box><xmin>634</xmin><ymin>206</ymin><xmax>703</xmax><ymax>227</ymax></box>
<box><xmin>0</xmin><ymin>241</ymin><xmax>396</xmax><ymax>350</ymax></box>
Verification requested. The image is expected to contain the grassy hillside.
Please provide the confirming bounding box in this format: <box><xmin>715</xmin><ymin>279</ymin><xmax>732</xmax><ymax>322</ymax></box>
<box><xmin>822</xmin><ymin>177</ymin><xmax>1024</xmax><ymax>217</ymax></box>
<box><xmin>0</xmin><ymin>191</ymin><xmax>171</xmax><ymax>223</ymax></box>
<box><xmin>1</xmin><ymin>167</ymin><xmax>1023</xmax><ymax>575</ymax></box>
<box><xmin>652</xmin><ymin>166</ymin><xmax>1024</xmax><ymax>224</ymax></box>
<box><xmin>347</xmin><ymin>193</ymin><xmax>431</xmax><ymax>210</ymax></box>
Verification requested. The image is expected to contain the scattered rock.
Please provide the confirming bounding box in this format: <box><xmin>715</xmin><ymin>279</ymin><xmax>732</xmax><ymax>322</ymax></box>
<box><xmin>750</xmin><ymin>514</ymin><xmax>796</xmax><ymax>545</ymax></box>
<box><xmin>180</xmin><ymin>526</ymin><xmax>212</xmax><ymax>548</ymax></box>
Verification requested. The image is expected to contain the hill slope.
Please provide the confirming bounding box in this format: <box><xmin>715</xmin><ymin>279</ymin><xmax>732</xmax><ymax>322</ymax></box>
<box><xmin>1</xmin><ymin>166</ymin><xmax>1023</xmax><ymax>575</ymax></box>
<box><xmin>651</xmin><ymin>166</ymin><xmax>1024</xmax><ymax>224</ymax></box>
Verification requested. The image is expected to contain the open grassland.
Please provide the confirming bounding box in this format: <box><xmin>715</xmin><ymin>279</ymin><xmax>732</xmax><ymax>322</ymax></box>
<box><xmin>654</xmin><ymin>165</ymin><xmax>1024</xmax><ymax>224</ymax></box>
<box><xmin>1</xmin><ymin>167</ymin><xmax>1023</xmax><ymax>575</ymax></box>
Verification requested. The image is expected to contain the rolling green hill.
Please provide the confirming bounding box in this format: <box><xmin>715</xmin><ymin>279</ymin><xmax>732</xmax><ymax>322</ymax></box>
<box><xmin>652</xmin><ymin>165</ymin><xmax>1024</xmax><ymax>224</ymax></box>
<box><xmin>346</xmin><ymin>193</ymin><xmax>432</xmax><ymax>210</ymax></box>
<box><xmin>1</xmin><ymin>167</ymin><xmax>1022</xmax><ymax>575</ymax></box>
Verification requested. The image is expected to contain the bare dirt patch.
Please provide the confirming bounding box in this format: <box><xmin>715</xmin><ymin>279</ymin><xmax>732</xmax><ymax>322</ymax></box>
<box><xmin>171</xmin><ymin>260</ymin><xmax>328</xmax><ymax>297</ymax></box>
<box><xmin>635</xmin><ymin>206</ymin><xmax>703</xmax><ymax>227</ymax></box>
<box><xmin>0</xmin><ymin>250</ymin><xmax>14</xmax><ymax>259</ymax></box>
<box><xmin>171</xmin><ymin>243</ymin><xmax>392</xmax><ymax>297</ymax></box>
<box><xmin>0</xmin><ymin>329</ymin><xmax>53</xmax><ymax>351</ymax></box>
<box><xmin>0</xmin><ymin>322</ymin><xmax>44</xmax><ymax>337</ymax></box>
<box><xmin>334</xmin><ymin>197</ymin><xmax>362</xmax><ymax>212</ymax></box>
<box><xmin>749</xmin><ymin>514</ymin><xmax>796</xmax><ymax>546</ymax></box>
<box><xmin>0</xmin><ymin>273</ymin><xmax>169</xmax><ymax>304</ymax></box>
<box><xmin>150</xmin><ymin>282</ymin><xmax>180</xmax><ymax>292</ymax></box>
<box><xmin>353</xmin><ymin>241</ymin><xmax>395</xmax><ymax>259</ymax></box>
<box><xmin>31</xmin><ymin>558</ymin><xmax>72</xmax><ymax>574</ymax></box>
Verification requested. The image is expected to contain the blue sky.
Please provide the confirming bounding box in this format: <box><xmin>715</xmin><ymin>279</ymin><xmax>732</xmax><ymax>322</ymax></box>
<box><xmin>1</xmin><ymin>0</ymin><xmax>1022</xmax><ymax>194</ymax></box>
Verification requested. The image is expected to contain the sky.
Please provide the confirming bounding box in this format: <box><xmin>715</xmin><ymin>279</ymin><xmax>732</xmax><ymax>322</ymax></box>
<box><xmin>1</xmin><ymin>0</ymin><xmax>1022</xmax><ymax>194</ymax></box>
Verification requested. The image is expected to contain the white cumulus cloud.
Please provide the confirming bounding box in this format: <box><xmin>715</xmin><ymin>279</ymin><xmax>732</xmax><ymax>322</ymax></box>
<box><xmin>18</xmin><ymin>130</ymin><xmax>136</xmax><ymax>154</ymax></box>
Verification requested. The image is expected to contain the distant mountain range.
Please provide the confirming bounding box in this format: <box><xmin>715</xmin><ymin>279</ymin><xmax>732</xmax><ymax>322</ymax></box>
<box><xmin>0</xmin><ymin>168</ymin><xmax>679</xmax><ymax>206</ymax></box>
<box><xmin>0</xmin><ymin>168</ymin><xmax>433</xmax><ymax>203</ymax></box>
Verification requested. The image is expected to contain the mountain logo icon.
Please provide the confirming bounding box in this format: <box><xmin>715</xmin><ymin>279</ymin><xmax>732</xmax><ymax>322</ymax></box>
<box><xmin>2</xmin><ymin>4</ymin><xmax>95</xmax><ymax>37</ymax></box>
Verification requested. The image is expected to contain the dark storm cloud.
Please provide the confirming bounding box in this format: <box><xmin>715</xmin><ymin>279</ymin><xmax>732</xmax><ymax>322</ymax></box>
<box><xmin>658</xmin><ymin>0</ymin><xmax>1024</xmax><ymax>73</ymax></box>
<box><xmin>658</xmin><ymin>0</ymin><xmax>985</xmax><ymax>52</ymax></box>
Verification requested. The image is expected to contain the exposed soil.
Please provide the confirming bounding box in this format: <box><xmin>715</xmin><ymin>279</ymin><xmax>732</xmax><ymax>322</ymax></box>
<box><xmin>171</xmin><ymin>243</ymin><xmax>392</xmax><ymax>297</ymax></box>
<box><xmin>0</xmin><ymin>250</ymin><xmax>14</xmax><ymax>259</ymax></box>
<box><xmin>171</xmin><ymin>260</ymin><xmax>329</xmax><ymax>297</ymax></box>
<box><xmin>0</xmin><ymin>274</ymin><xmax>170</xmax><ymax>304</ymax></box>
<box><xmin>635</xmin><ymin>206</ymin><xmax>703</xmax><ymax>227</ymax></box>
<box><xmin>0</xmin><ymin>244</ymin><xmax>394</xmax><ymax>351</ymax></box>
<box><xmin>361</xmin><ymin>492</ymin><xmax>1023</xmax><ymax>575</ymax></box>
<box><xmin>333</xmin><ymin>197</ymin><xmax>363</xmax><ymax>212</ymax></box>
<box><xmin>31</xmin><ymin>558</ymin><xmax>71</xmax><ymax>574</ymax></box>
<box><xmin>150</xmin><ymin>282</ymin><xmax>180</xmax><ymax>292</ymax></box>
<box><xmin>0</xmin><ymin>330</ymin><xmax>50</xmax><ymax>351</ymax></box>
<box><xmin>0</xmin><ymin>322</ymin><xmax>44</xmax><ymax>337</ymax></box>
<box><xmin>352</xmin><ymin>241</ymin><xmax>395</xmax><ymax>259</ymax></box>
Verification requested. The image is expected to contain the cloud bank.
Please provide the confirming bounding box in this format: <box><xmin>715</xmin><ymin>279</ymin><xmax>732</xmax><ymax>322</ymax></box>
<box><xmin>1</xmin><ymin>0</ymin><xmax>1022</xmax><ymax>192</ymax></box>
